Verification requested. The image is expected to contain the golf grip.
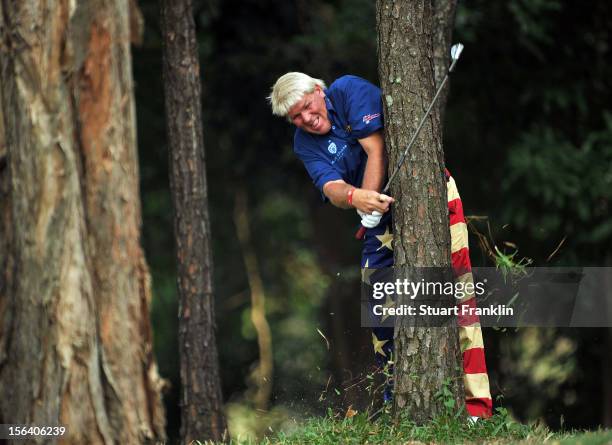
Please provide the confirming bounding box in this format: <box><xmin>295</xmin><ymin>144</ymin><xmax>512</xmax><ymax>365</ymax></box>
<box><xmin>351</xmin><ymin>46</ymin><xmax>463</xmax><ymax>243</ymax></box>
<box><xmin>355</xmin><ymin>225</ymin><xmax>367</xmax><ymax>240</ymax></box>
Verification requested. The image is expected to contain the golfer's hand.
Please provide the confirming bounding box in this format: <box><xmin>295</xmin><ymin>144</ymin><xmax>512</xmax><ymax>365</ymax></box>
<box><xmin>357</xmin><ymin>209</ymin><xmax>383</xmax><ymax>228</ymax></box>
<box><xmin>352</xmin><ymin>189</ymin><xmax>394</xmax><ymax>214</ymax></box>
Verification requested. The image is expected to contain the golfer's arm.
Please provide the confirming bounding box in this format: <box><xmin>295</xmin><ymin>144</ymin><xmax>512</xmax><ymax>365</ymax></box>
<box><xmin>322</xmin><ymin>180</ymin><xmax>354</xmax><ymax>209</ymax></box>
<box><xmin>358</xmin><ymin>131</ymin><xmax>386</xmax><ymax>192</ymax></box>
<box><xmin>322</xmin><ymin>132</ymin><xmax>387</xmax><ymax>209</ymax></box>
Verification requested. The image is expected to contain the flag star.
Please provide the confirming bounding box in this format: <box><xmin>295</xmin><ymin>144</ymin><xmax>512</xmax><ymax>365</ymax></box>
<box><xmin>372</xmin><ymin>332</ymin><xmax>389</xmax><ymax>357</ymax></box>
<box><xmin>376</xmin><ymin>226</ymin><xmax>393</xmax><ymax>251</ymax></box>
<box><xmin>361</xmin><ymin>259</ymin><xmax>376</xmax><ymax>285</ymax></box>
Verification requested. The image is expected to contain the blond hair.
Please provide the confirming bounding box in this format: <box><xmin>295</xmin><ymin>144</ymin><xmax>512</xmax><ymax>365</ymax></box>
<box><xmin>268</xmin><ymin>72</ymin><xmax>326</xmax><ymax>119</ymax></box>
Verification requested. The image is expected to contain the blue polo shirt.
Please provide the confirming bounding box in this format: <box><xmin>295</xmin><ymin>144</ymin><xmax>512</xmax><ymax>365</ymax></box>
<box><xmin>293</xmin><ymin>75</ymin><xmax>384</xmax><ymax>197</ymax></box>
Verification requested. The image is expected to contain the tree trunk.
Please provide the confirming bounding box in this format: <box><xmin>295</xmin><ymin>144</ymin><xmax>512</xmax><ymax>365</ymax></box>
<box><xmin>0</xmin><ymin>1</ymin><xmax>166</xmax><ymax>443</ymax></box>
<box><xmin>376</xmin><ymin>0</ymin><xmax>464</xmax><ymax>423</ymax></box>
<box><xmin>159</xmin><ymin>0</ymin><xmax>228</xmax><ymax>442</ymax></box>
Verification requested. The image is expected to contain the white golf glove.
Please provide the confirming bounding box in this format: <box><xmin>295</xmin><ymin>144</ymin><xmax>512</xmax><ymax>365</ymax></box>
<box><xmin>357</xmin><ymin>209</ymin><xmax>383</xmax><ymax>229</ymax></box>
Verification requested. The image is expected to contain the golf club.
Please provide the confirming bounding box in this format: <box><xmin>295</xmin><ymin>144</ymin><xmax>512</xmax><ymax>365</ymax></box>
<box><xmin>355</xmin><ymin>43</ymin><xmax>465</xmax><ymax>240</ymax></box>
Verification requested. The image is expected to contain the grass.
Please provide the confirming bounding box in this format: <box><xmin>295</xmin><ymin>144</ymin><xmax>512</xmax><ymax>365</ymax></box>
<box><xmin>201</xmin><ymin>379</ymin><xmax>612</xmax><ymax>444</ymax></box>
<box><xmin>267</xmin><ymin>409</ymin><xmax>612</xmax><ymax>444</ymax></box>
<box><xmin>263</xmin><ymin>407</ymin><xmax>532</xmax><ymax>445</ymax></box>
<box><xmin>196</xmin><ymin>406</ymin><xmax>612</xmax><ymax>445</ymax></box>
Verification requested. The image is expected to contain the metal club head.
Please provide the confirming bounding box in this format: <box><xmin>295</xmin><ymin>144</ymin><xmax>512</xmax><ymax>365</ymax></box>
<box><xmin>449</xmin><ymin>43</ymin><xmax>464</xmax><ymax>72</ymax></box>
<box><xmin>451</xmin><ymin>43</ymin><xmax>464</xmax><ymax>61</ymax></box>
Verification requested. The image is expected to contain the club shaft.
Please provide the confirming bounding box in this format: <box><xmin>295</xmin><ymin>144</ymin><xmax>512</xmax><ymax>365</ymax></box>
<box><xmin>383</xmin><ymin>72</ymin><xmax>450</xmax><ymax>193</ymax></box>
<box><xmin>356</xmin><ymin>44</ymin><xmax>463</xmax><ymax>240</ymax></box>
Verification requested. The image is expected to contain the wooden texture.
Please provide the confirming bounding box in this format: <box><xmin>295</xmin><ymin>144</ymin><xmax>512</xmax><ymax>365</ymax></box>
<box><xmin>376</xmin><ymin>0</ymin><xmax>464</xmax><ymax>423</ymax></box>
<box><xmin>0</xmin><ymin>0</ymin><xmax>166</xmax><ymax>442</ymax></box>
<box><xmin>159</xmin><ymin>0</ymin><xmax>228</xmax><ymax>442</ymax></box>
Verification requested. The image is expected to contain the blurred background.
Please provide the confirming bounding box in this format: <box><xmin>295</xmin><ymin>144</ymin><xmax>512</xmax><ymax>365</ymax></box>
<box><xmin>132</xmin><ymin>0</ymin><xmax>612</xmax><ymax>441</ymax></box>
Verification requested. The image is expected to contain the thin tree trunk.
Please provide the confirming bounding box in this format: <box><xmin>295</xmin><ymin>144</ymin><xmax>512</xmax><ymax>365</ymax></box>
<box><xmin>159</xmin><ymin>0</ymin><xmax>228</xmax><ymax>442</ymax></box>
<box><xmin>376</xmin><ymin>0</ymin><xmax>464</xmax><ymax>423</ymax></box>
<box><xmin>234</xmin><ymin>187</ymin><xmax>274</xmax><ymax>412</ymax></box>
<box><xmin>0</xmin><ymin>1</ymin><xmax>166</xmax><ymax>443</ymax></box>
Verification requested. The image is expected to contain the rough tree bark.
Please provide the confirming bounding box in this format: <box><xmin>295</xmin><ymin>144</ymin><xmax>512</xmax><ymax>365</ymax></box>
<box><xmin>159</xmin><ymin>0</ymin><xmax>228</xmax><ymax>442</ymax></box>
<box><xmin>0</xmin><ymin>1</ymin><xmax>166</xmax><ymax>443</ymax></box>
<box><xmin>376</xmin><ymin>0</ymin><xmax>464</xmax><ymax>423</ymax></box>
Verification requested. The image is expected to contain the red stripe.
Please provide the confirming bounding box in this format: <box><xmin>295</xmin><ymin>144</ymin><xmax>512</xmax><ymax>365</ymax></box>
<box><xmin>449</xmin><ymin>198</ymin><xmax>465</xmax><ymax>226</ymax></box>
<box><xmin>463</xmin><ymin>347</ymin><xmax>488</xmax><ymax>374</ymax></box>
<box><xmin>451</xmin><ymin>247</ymin><xmax>472</xmax><ymax>277</ymax></box>
<box><xmin>457</xmin><ymin>298</ymin><xmax>480</xmax><ymax>326</ymax></box>
<box><xmin>466</xmin><ymin>398</ymin><xmax>493</xmax><ymax>418</ymax></box>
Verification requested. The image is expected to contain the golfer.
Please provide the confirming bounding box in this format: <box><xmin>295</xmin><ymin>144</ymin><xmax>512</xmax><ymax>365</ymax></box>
<box><xmin>268</xmin><ymin>72</ymin><xmax>492</xmax><ymax>419</ymax></box>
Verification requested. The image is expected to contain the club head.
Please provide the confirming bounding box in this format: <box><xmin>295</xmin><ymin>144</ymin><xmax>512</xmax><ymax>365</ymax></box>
<box><xmin>451</xmin><ymin>43</ymin><xmax>464</xmax><ymax>61</ymax></box>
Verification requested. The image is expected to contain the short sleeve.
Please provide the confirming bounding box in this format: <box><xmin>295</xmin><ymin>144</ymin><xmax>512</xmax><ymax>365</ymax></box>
<box><xmin>342</xmin><ymin>76</ymin><xmax>383</xmax><ymax>139</ymax></box>
<box><xmin>294</xmin><ymin>147</ymin><xmax>342</xmax><ymax>198</ymax></box>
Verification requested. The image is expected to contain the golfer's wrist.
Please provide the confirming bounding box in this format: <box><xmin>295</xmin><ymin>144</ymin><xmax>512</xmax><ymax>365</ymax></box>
<box><xmin>347</xmin><ymin>187</ymin><xmax>357</xmax><ymax>208</ymax></box>
<box><xmin>349</xmin><ymin>187</ymin><xmax>369</xmax><ymax>210</ymax></box>
<box><xmin>350</xmin><ymin>188</ymin><xmax>371</xmax><ymax>211</ymax></box>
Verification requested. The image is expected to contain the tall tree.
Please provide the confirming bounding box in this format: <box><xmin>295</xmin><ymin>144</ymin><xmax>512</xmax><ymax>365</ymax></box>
<box><xmin>159</xmin><ymin>0</ymin><xmax>228</xmax><ymax>442</ymax></box>
<box><xmin>376</xmin><ymin>0</ymin><xmax>464</xmax><ymax>422</ymax></box>
<box><xmin>0</xmin><ymin>1</ymin><xmax>166</xmax><ymax>442</ymax></box>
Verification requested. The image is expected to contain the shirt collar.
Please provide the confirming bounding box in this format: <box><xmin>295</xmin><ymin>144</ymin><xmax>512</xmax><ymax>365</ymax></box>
<box><xmin>324</xmin><ymin>90</ymin><xmax>335</xmax><ymax>113</ymax></box>
<box><xmin>324</xmin><ymin>90</ymin><xmax>346</xmax><ymax>136</ymax></box>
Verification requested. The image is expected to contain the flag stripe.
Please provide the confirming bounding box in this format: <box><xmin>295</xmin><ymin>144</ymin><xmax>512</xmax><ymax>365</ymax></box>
<box><xmin>464</xmin><ymin>373</ymin><xmax>492</xmax><ymax>399</ymax></box>
<box><xmin>454</xmin><ymin>272</ymin><xmax>475</xmax><ymax>303</ymax></box>
<box><xmin>451</xmin><ymin>248</ymin><xmax>472</xmax><ymax>277</ymax></box>
<box><xmin>457</xmin><ymin>297</ymin><xmax>480</xmax><ymax>326</ymax></box>
<box><xmin>449</xmin><ymin>198</ymin><xmax>465</xmax><ymax>226</ymax></box>
<box><xmin>459</xmin><ymin>325</ymin><xmax>484</xmax><ymax>352</ymax></box>
<box><xmin>447</xmin><ymin>176</ymin><xmax>460</xmax><ymax>202</ymax></box>
<box><xmin>450</xmin><ymin>222</ymin><xmax>469</xmax><ymax>253</ymax></box>
<box><xmin>463</xmin><ymin>347</ymin><xmax>488</xmax><ymax>374</ymax></box>
<box><xmin>466</xmin><ymin>398</ymin><xmax>494</xmax><ymax>417</ymax></box>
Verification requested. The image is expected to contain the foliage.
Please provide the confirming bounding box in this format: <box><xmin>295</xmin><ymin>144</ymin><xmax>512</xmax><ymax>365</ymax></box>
<box><xmin>451</xmin><ymin>0</ymin><xmax>612</xmax><ymax>430</ymax></box>
<box><xmin>131</xmin><ymin>0</ymin><xmax>612</xmax><ymax>439</ymax></box>
<box><xmin>502</xmin><ymin>118</ymin><xmax>612</xmax><ymax>256</ymax></box>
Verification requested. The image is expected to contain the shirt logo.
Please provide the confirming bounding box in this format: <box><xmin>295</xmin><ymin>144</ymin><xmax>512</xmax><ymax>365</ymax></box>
<box><xmin>330</xmin><ymin>144</ymin><xmax>348</xmax><ymax>165</ymax></box>
<box><xmin>327</xmin><ymin>141</ymin><xmax>338</xmax><ymax>154</ymax></box>
<box><xmin>362</xmin><ymin>113</ymin><xmax>381</xmax><ymax>124</ymax></box>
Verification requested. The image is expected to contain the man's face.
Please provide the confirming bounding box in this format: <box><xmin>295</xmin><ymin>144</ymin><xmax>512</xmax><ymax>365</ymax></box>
<box><xmin>287</xmin><ymin>86</ymin><xmax>331</xmax><ymax>135</ymax></box>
